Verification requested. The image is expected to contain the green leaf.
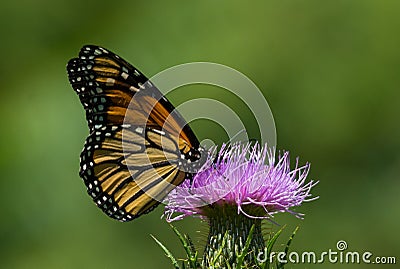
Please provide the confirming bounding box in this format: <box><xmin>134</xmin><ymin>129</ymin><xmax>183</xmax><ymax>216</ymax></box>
<box><xmin>184</xmin><ymin>234</ymin><xmax>199</xmax><ymax>268</ymax></box>
<box><xmin>264</xmin><ymin>225</ymin><xmax>285</xmax><ymax>268</ymax></box>
<box><xmin>276</xmin><ymin>226</ymin><xmax>299</xmax><ymax>269</ymax></box>
<box><xmin>236</xmin><ymin>224</ymin><xmax>255</xmax><ymax>268</ymax></box>
<box><xmin>169</xmin><ymin>224</ymin><xmax>199</xmax><ymax>268</ymax></box>
<box><xmin>151</xmin><ymin>234</ymin><xmax>181</xmax><ymax>269</ymax></box>
<box><xmin>284</xmin><ymin>226</ymin><xmax>299</xmax><ymax>254</ymax></box>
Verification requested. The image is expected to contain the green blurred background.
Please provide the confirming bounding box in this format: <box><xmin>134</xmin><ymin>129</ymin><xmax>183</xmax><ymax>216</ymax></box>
<box><xmin>1</xmin><ymin>0</ymin><xmax>399</xmax><ymax>268</ymax></box>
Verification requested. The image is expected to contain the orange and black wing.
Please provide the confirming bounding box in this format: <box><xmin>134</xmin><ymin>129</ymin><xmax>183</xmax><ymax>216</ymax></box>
<box><xmin>67</xmin><ymin>45</ymin><xmax>204</xmax><ymax>221</ymax></box>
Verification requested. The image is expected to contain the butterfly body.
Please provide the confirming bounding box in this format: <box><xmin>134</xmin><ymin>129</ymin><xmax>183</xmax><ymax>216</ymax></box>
<box><xmin>67</xmin><ymin>45</ymin><xmax>206</xmax><ymax>221</ymax></box>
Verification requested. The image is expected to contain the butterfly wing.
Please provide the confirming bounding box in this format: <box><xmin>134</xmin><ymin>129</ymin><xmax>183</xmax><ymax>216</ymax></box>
<box><xmin>67</xmin><ymin>45</ymin><xmax>202</xmax><ymax>221</ymax></box>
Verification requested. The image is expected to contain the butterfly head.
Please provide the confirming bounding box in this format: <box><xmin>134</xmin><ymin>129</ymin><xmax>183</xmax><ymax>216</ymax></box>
<box><xmin>181</xmin><ymin>146</ymin><xmax>208</xmax><ymax>175</ymax></box>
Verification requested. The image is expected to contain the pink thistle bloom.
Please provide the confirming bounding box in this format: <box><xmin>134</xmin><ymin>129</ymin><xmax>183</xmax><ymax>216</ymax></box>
<box><xmin>164</xmin><ymin>142</ymin><xmax>318</xmax><ymax>222</ymax></box>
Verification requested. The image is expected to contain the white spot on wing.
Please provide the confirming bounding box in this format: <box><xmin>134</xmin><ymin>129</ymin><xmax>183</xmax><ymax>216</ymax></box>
<box><xmin>129</xmin><ymin>86</ymin><xmax>138</xmax><ymax>92</ymax></box>
<box><xmin>153</xmin><ymin>129</ymin><xmax>166</xmax><ymax>136</ymax></box>
<box><xmin>106</xmin><ymin>78</ymin><xmax>115</xmax><ymax>86</ymax></box>
<box><xmin>121</xmin><ymin>72</ymin><xmax>129</xmax><ymax>80</ymax></box>
<box><xmin>135</xmin><ymin>127</ymin><xmax>144</xmax><ymax>134</ymax></box>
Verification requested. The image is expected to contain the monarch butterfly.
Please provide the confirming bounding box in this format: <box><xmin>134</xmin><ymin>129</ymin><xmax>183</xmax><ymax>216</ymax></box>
<box><xmin>67</xmin><ymin>45</ymin><xmax>207</xmax><ymax>222</ymax></box>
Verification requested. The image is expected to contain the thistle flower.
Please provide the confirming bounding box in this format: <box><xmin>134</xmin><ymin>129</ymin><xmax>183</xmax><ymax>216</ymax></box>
<box><xmin>163</xmin><ymin>142</ymin><xmax>318</xmax><ymax>268</ymax></box>
<box><xmin>165</xmin><ymin>142</ymin><xmax>317</xmax><ymax>221</ymax></box>
<box><xmin>165</xmin><ymin>143</ymin><xmax>317</xmax><ymax>268</ymax></box>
